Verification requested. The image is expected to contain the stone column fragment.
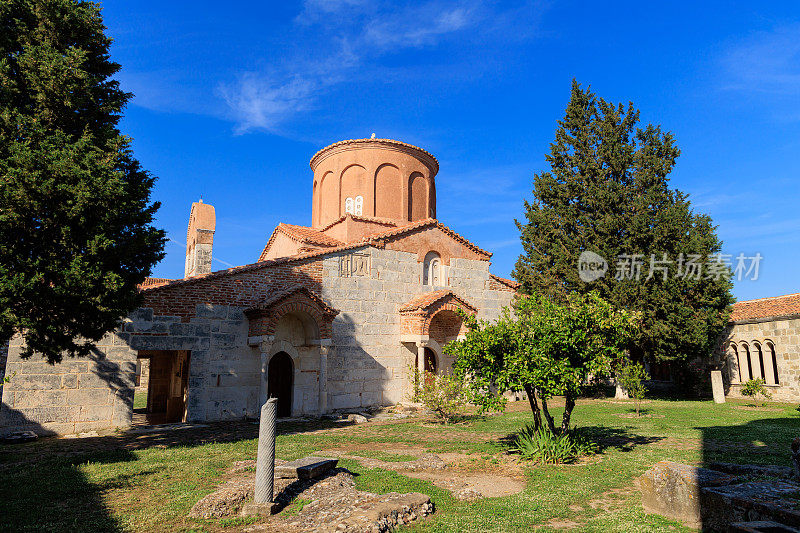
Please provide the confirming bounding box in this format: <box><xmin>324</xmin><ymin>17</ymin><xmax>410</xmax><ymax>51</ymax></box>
<box><xmin>254</xmin><ymin>397</ymin><xmax>278</xmax><ymax>504</ymax></box>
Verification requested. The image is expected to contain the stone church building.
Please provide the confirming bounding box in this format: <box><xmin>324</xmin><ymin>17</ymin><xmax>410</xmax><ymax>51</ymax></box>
<box><xmin>0</xmin><ymin>138</ymin><xmax>517</xmax><ymax>435</ymax></box>
<box><xmin>720</xmin><ymin>292</ymin><xmax>800</xmax><ymax>402</ymax></box>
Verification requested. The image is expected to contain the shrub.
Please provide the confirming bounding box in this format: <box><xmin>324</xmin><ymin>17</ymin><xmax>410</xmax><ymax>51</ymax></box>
<box><xmin>741</xmin><ymin>378</ymin><xmax>772</xmax><ymax>405</ymax></box>
<box><xmin>414</xmin><ymin>370</ymin><xmax>470</xmax><ymax>423</ymax></box>
<box><xmin>616</xmin><ymin>361</ymin><xmax>649</xmax><ymax>416</ymax></box>
<box><xmin>510</xmin><ymin>424</ymin><xmax>597</xmax><ymax>464</ymax></box>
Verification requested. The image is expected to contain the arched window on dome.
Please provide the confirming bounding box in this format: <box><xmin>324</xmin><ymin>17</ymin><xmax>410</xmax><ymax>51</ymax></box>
<box><xmin>354</xmin><ymin>195</ymin><xmax>363</xmax><ymax>216</ymax></box>
<box><xmin>423</xmin><ymin>251</ymin><xmax>442</xmax><ymax>286</ymax></box>
<box><xmin>344</xmin><ymin>197</ymin><xmax>354</xmax><ymax>215</ymax></box>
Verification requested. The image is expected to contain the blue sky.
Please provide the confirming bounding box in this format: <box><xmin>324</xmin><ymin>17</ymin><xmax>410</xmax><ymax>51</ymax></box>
<box><xmin>102</xmin><ymin>1</ymin><xmax>800</xmax><ymax>301</ymax></box>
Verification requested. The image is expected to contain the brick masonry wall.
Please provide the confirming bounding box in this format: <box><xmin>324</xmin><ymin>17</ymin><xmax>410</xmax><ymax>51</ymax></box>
<box><xmin>321</xmin><ymin>246</ymin><xmax>514</xmax><ymax>411</ymax></box>
<box><xmin>722</xmin><ymin>316</ymin><xmax>800</xmax><ymax>402</ymax></box>
<box><xmin>142</xmin><ymin>258</ymin><xmax>323</xmax><ymax>320</ymax></box>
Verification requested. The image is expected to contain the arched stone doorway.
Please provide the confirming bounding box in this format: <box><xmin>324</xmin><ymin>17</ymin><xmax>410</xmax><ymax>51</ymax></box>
<box><xmin>268</xmin><ymin>352</ymin><xmax>293</xmax><ymax>418</ymax></box>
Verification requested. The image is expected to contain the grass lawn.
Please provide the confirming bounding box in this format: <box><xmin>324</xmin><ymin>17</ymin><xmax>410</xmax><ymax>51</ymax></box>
<box><xmin>0</xmin><ymin>397</ymin><xmax>797</xmax><ymax>532</ymax></box>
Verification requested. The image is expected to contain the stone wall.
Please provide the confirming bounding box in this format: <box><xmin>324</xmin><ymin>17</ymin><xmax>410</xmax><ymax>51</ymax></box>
<box><xmin>0</xmin><ymin>330</ymin><xmax>136</xmax><ymax>436</ymax></box>
<box><xmin>722</xmin><ymin>316</ymin><xmax>800</xmax><ymax>402</ymax></box>
<box><xmin>126</xmin><ymin>305</ymin><xmax>260</xmax><ymax>423</ymax></box>
<box><xmin>321</xmin><ymin>246</ymin><xmax>514</xmax><ymax>412</ymax></box>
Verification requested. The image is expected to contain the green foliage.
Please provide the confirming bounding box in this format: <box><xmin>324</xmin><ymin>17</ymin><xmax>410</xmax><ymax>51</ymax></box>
<box><xmin>616</xmin><ymin>360</ymin><xmax>649</xmax><ymax>416</ymax></box>
<box><xmin>449</xmin><ymin>291</ymin><xmax>639</xmax><ymax>432</ymax></box>
<box><xmin>0</xmin><ymin>0</ymin><xmax>166</xmax><ymax>362</ymax></box>
<box><xmin>741</xmin><ymin>378</ymin><xmax>772</xmax><ymax>404</ymax></box>
<box><xmin>510</xmin><ymin>424</ymin><xmax>597</xmax><ymax>464</ymax></box>
<box><xmin>513</xmin><ymin>80</ymin><xmax>733</xmax><ymax>364</ymax></box>
<box><xmin>414</xmin><ymin>370</ymin><xmax>470</xmax><ymax>423</ymax></box>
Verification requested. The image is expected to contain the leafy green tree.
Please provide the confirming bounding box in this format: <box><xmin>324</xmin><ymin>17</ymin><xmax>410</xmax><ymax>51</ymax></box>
<box><xmin>449</xmin><ymin>292</ymin><xmax>639</xmax><ymax>432</ymax></box>
<box><xmin>616</xmin><ymin>360</ymin><xmax>648</xmax><ymax>416</ymax></box>
<box><xmin>0</xmin><ymin>0</ymin><xmax>165</xmax><ymax>363</ymax></box>
<box><xmin>513</xmin><ymin>81</ymin><xmax>732</xmax><ymax>364</ymax></box>
<box><xmin>741</xmin><ymin>378</ymin><xmax>772</xmax><ymax>405</ymax></box>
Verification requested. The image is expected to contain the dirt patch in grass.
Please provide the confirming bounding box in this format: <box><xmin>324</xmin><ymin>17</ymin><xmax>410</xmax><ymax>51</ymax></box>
<box><xmin>317</xmin><ymin>446</ymin><xmax>526</xmax><ymax>500</ymax></box>
<box><xmin>733</xmin><ymin>405</ymin><xmax>786</xmax><ymax>412</ymax></box>
<box><xmin>612</xmin><ymin>413</ymin><xmax>666</xmax><ymax>419</ymax></box>
<box><xmin>405</xmin><ymin>470</ymin><xmax>525</xmax><ymax>499</ymax></box>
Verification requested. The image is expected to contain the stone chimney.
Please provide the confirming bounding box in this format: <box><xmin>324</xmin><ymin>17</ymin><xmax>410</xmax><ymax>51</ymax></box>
<box><xmin>185</xmin><ymin>199</ymin><xmax>216</xmax><ymax>278</ymax></box>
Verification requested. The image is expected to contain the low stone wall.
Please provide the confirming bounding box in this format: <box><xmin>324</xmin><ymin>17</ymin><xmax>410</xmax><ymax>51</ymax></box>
<box><xmin>0</xmin><ymin>331</ymin><xmax>136</xmax><ymax>436</ymax></box>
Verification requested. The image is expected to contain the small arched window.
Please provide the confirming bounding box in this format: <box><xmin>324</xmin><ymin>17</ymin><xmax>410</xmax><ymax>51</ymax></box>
<box><xmin>345</xmin><ymin>197</ymin><xmax>354</xmax><ymax>215</ymax></box>
<box><xmin>767</xmin><ymin>342</ymin><xmax>780</xmax><ymax>385</ymax></box>
<box><xmin>730</xmin><ymin>344</ymin><xmax>741</xmax><ymax>383</ymax></box>
<box><xmin>742</xmin><ymin>344</ymin><xmax>753</xmax><ymax>381</ymax></box>
<box><xmin>354</xmin><ymin>195</ymin><xmax>363</xmax><ymax>216</ymax></box>
<box><xmin>754</xmin><ymin>343</ymin><xmax>766</xmax><ymax>380</ymax></box>
<box><xmin>423</xmin><ymin>251</ymin><xmax>442</xmax><ymax>286</ymax></box>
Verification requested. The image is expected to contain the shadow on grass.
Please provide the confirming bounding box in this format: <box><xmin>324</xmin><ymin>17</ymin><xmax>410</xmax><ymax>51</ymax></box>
<box><xmin>0</xmin><ymin>418</ymin><xmax>353</xmax><ymax>532</ymax></box>
<box><xmin>0</xmin><ymin>447</ymin><xmax>135</xmax><ymax>532</ymax></box>
<box><xmin>497</xmin><ymin>424</ymin><xmax>664</xmax><ymax>456</ymax></box>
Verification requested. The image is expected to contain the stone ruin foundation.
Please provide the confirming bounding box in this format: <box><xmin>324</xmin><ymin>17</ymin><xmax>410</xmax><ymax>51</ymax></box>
<box><xmin>640</xmin><ymin>459</ymin><xmax>800</xmax><ymax>532</ymax></box>
<box><xmin>189</xmin><ymin>458</ymin><xmax>433</xmax><ymax>532</ymax></box>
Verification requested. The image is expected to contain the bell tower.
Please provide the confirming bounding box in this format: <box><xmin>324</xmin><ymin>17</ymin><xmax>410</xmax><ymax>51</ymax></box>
<box><xmin>184</xmin><ymin>199</ymin><xmax>216</xmax><ymax>278</ymax></box>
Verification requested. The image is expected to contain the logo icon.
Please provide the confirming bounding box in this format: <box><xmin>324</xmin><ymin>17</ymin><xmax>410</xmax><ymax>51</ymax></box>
<box><xmin>578</xmin><ymin>251</ymin><xmax>608</xmax><ymax>282</ymax></box>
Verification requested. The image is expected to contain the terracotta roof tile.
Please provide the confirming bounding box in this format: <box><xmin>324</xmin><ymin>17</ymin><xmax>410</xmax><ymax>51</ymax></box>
<box><xmin>278</xmin><ymin>223</ymin><xmax>343</xmax><ymax>247</ymax></box>
<box><xmin>730</xmin><ymin>292</ymin><xmax>800</xmax><ymax>322</ymax></box>
<box><xmin>318</xmin><ymin>214</ymin><xmax>398</xmax><ymax>233</ymax></box>
<box><xmin>399</xmin><ymin>290</ymin><xmax>477</xmax><ymax>313</ymax></box>
<box><xmin>489</xmin><ymin>274</ymin><xmax>520</xmax><ymax>290</ymax></box>
<box><xmin>258</xmin><ymin>223</ymin><xmax>343</xmax><ymax>261</ymax></box>
<box><xmin>310</xmin><ymin>138</ymin><xmax>439</xmax><ymax>174</ymax></box>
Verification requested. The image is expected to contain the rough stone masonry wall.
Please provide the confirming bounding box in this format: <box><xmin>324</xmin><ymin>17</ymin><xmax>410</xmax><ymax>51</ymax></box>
<box><xmin>126</xmin><ymin>305</ymin><xmax>259</xmax><ymax>423</ymax></box>
<box><xmin>0</xmin><ymin>303</ymin><xmax>259</xmax><ymax>435</ymax></box>
<box><xmin>723</xmin><ymin>316</ymin><xmax>800</xmax><ymax>402</ymax></box>
<box><xmin>0</xmin><ymin>330</ymin><xmax>136</xmax><ymax>436</ymax></box>
<box><xmin>321</xmin><ymin>246</ymin><xmax>515</xmax><ymax>411</ymax></box>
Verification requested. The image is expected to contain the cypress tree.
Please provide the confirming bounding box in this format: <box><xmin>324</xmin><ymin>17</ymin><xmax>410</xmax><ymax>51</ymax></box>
<box><xmin>0</xmin><ymin>0</ymin><xmax>166</xmax><ymax>363</ymax></box>
<box><xmin>514</xmin><ymin>81</ymin><xmax>732</xmax><ymax>363</ymax></box>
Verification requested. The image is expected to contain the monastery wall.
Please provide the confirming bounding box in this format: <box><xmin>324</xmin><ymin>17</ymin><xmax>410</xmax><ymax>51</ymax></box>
<box><xmin>0</xmin><ymin>330</ymin><xmax>136</xmax><ymax>435</ymax></box>
<box><xmin>722</xmin><ymin>316</ymin><xmax>800</xmax><ymax>402</ymax></box>
<box><xmin>320</xmin><ymin>246</ymin><xmax>515</xmax><ymax>411</ymax></box>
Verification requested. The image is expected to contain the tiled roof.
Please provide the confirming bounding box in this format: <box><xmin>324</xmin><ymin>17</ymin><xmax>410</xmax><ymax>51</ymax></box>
<box><xmin>278</xmin><ymin>223</ymin><xmax>343</xmax><ymax>247</ymax></box>
<box><xmin>730</xmin><ymin>292</ymin><xmax>800</xmax><ymax>322</ymax></box>
<box><xmin>244</xmin><ymin>285</ymin><xmax>339</xmax><ymax>317</ymax></box>
<box><xmin>365</xmin><ymin>218</ymin><xmax>492</xmax><ymax>259</ymax></box>
<box><xmin>144</xmin><ymin>219</ymin><xmax>491</xmax><ymax>293</ymax></box>
<box><xmin>258</xmin><ymin>223</ymin><xmax>344</xmax><ymax>261</ymax></box>
<box><xmin>399</xmin><ymin>290</ymin><xmax>477</xmax><ymax>313</ymax></box>
<box><xmin>138</xmin><ymin>277</ymin><xmax>173</xmax><ymax>289</ymax></box>
<box><xmin>310</xmin><ymin>138</ymin><xmax>439</xmax><ymax>173</ymax></box>
<box><xmin>489</xmin><ymin>274</ymin><xmax>520</xmax><ymax>290</ymax></box>
<box><xmin>318</xmin><ymin>214</ymin><xmax>398</xmax><ymax>233</ymax></box>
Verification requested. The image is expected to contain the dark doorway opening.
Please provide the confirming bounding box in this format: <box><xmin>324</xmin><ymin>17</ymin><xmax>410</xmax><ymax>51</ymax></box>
<box><xmin>423</xmin><ymin>347</ymin><xmax>438</xmax><ymax>374</ymax></box>
<box><xmin>135</xmin><ymin>350</ymin><xmax>190</xmax><ymax>425</ymax></box>
<box><xmin>268</xmin><ymin>352</ymin><xmax>293</xmax><ymax>418</ymax></box>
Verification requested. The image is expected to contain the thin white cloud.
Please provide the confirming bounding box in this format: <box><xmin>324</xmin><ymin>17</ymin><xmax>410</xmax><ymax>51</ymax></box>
<box><xmin>723</xmin><ymin>23</ymin><xmax>800</xmax><ymax>95</ymax></box>
<box><xmin>218</xmin><ymin>74</ymin><xmax>316</xmax><ymax>134</ymax></box>
<box><xmin>220</xmin><ymin>1</ymin><xmax>540</xmax><ymax>134</ymax></box>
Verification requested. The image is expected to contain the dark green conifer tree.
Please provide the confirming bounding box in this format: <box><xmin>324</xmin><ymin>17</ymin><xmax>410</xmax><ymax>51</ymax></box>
<box><xmin>0</xmin><ymin>0</ymin><xmax>166</xmax><ymax>363</ymax></box>
<box><xmin>514</xmin><ymin>81</ymin><xmax>732</xmax><ymax>362</ymax></box>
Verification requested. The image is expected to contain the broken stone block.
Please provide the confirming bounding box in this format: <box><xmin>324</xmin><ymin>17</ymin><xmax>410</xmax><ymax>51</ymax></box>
<box><xmin>274</xmin><ymin>456</ymin><xmax>338</xmax><ymax>480</ymax></box>
<box><xmin>639</xmin><ymin>461</ymin><xmax>739</xmax><ymax>528</ymax></box>
<box><xmin>730</xmin><ymin>521</ymin><xmax>800</xmax><ymax>533</ymax></box>
<box><xmin>701</xmin><ymin>481</ymin><xmax>800</xmax><ymax>531</ymax></box>
<box><xmin>0</xmin><ymin>431</ymin><xmax>38</xmax><ymax>444</ymax></box>
<box><xmin>347</xmin><ymin>413</ymin><xmax>368</xmax><ymax>424</ymax></box>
